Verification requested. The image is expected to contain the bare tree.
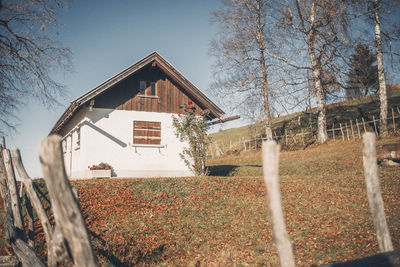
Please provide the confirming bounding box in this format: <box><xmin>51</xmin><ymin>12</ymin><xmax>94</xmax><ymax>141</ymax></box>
<box><xmin>372</xmin><ymin>0</ymin><xmax>388</xmax><ymax>136</ymax></box>
<box><xmin>273</xmin><ymin>0</ymin><xmax>349</xmax><ymax>144</ymax></box>
<box><xmin>348</xmin><ymin>0</ymin><xmax>400</xmax><ymax>136</ymax></box>
<box><xmin>210</xmin><ymin>0</ymin><xmax>274</xmax><ymax>140</ymax></box>
<box><xmin>0</xmin><ymin>0</ymin><xmax>72</xmax><ymax>133</ymax></box>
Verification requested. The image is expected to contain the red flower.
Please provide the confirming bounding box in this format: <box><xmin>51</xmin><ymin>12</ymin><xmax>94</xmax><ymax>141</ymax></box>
<box><xmin>188</xmin><ymin>101</ymin><xmax>193</xmax><ymax>105</ymax></box>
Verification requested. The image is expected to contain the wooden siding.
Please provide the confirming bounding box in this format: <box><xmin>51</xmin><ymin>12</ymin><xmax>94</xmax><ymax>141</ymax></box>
<box><xmin>93</xmin><ymin>64</ymin><xmax>206</xmax><ymax>116</ymax></box>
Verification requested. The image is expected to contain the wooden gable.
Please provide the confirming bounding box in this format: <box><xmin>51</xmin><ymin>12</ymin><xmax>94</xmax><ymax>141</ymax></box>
<box><xmin>51</xmin><ymin>52</ymin><xmax>224</xmax><ymax>134</ymax></box>
<box><xmin>92</xmin><ymin>63</ymin><xmax>207</xmax><ymax>116</ymax></box>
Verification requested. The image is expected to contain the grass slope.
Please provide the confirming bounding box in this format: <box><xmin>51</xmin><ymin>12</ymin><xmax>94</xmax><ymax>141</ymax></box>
<box><xmin>211</xmin><ymin>90</ymin><xmax>400</xmax><ymax>149</ymax></box>
<box><xmin>1</xmin><ymin>136</ymin><xmax>399</xmax><ymax>266</ymax></box>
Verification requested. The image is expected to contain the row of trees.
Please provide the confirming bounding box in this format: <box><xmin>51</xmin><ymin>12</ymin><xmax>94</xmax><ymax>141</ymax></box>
<box><xmin>210</xmin><ymin>0</ymin><xmax>400</xmax><ymax>143</ymax></box>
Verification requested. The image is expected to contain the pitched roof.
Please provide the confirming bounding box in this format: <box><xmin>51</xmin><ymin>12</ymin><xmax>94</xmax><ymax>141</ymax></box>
<box><xmin>50</xmin><ymin>52</ymin><xmax>224</xmax><ymax>134</ymax></box>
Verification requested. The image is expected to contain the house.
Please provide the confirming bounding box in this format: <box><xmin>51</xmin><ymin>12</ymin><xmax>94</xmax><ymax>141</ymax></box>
<box><xmin>50</xmin><ymin>52</ymin><xmax>225</xmax><ymax>178</ymax></box>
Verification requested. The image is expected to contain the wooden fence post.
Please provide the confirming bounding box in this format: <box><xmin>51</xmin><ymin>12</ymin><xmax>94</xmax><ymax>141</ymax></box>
<box><xmin>11</xmin><ymin>148</ymin><xmax>68</xmax><ymax>266</ymax></box>
<box><xmin>301</xmin><ymin>129</ymin><xmax>305</xmax><ymax>145</ymax></box>
<box><xmin>356</xmin><ymin>119</ymin><xmax>361</xmax><ymax>138</ymax></box>
<box><xmin>0</xmin><ymin>147</ymin><xmax>10</xmax><ymax>209</ymax></box>
<box><xmin>285</xmin><ymin>128</ymin><xmax>288</xmax><ymax>146</ymax></box>
<box><xmin>340</xmin><ymin>123</ymin><xmax>345</xmax><ymax>141</ymax></box>
<box><xmin>22</xmin><ymin>191</ymin><xmax>35</xmax><ymax>247</ymax></box>
<box><xmin>362</xmin><ymin>133</ymin><xmax>393</xmax><ymax>252</ymax></box>
<box><xmin>291</xmin><ymin>131</ymin><xmax>297</xmax><ymax>144</ymax></box>
<box><xmin>332</xmin><ymin>123</ymin><xmax>335</xmax><ymax>141</ymax></box>
<box><xmin>262</xmin><ymin>141</ymin><xmax>295</xmax><ymax>267</ymax></box>
<box><xmin>362</xmin><ymin>117</ymin><xmax>367</xmax><ymax>133</ymax></box>
<box><xmin>2</xmin><ymin>149</ymin><xmax>24</xmax><ymax>233</ymax></box>
<box><xmin>39</xmin><ymin>135</ymin><xmax>98</xmax><ymax>267</ymax></box>
<box><xmin>392</xmin><ymin>108</ymin><xmax>396</xmax><ymax>133</ymax></box>
<box><xmin>373</xmin><ymin>115</ymin><xmax>378</xmax><ymax>136</ymax></box>
<box><xmin>345</xmin><ymin>123</ymin><xmax>350</xmax><ymax>140</ymax></box>
<box><xmin>350</xmin><ymin>120</ymin><xmax>355</xmax><ymax>139</ymax></box>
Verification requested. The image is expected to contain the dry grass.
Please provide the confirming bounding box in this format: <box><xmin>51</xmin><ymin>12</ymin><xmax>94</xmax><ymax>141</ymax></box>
<box><xmin>0</xmin><ymin>136</ymin><xmax>399</xmax><ymax>266</ymax></box>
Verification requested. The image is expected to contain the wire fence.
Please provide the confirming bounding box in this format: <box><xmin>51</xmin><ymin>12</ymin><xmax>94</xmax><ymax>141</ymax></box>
<box><xmin>209</xmin><ymin>106</ymin><xmax>400</xmax><ymax>159</ymax></box>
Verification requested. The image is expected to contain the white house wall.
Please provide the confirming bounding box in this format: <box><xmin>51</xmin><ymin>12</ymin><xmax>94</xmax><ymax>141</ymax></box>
<box><xmin>59</xmin><ymin>108</ymin><xmax>87</xmax><ymax>177</ymax></box>
<box><xmin>62</xmin><ymin>108</ymin><xmax>192</xmax><ymax>178</ymax></box>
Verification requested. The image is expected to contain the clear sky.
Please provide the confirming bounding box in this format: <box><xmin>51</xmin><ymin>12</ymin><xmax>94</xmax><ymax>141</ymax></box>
<box><xmin>7</xmin><ymin>0</ymin><xmax>237</xmax><ymax>178</ymax></box>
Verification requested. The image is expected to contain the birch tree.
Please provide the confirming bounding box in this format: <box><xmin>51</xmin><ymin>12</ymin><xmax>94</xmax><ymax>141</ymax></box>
<box><xmin>210</xmin><ymin>0</ymin><xmax>274</xmax><ymax>140</ymax></box>
<box><xmin>0</xmin><ymin>0</ymin><xmax>72</xmax><ymax>133</ymax></box>
<box><xmin>349</xmin><ymin>0</ymin><xmax>400</xmax><ymax>136</ymax></box>
<box><xmin>274</xmin><ymin>0</ymin><xmax>349</xmax><ymax>144</ymax></box>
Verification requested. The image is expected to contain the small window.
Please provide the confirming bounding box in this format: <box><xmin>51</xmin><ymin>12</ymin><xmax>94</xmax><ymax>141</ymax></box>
<box><xmin>150</xmin><ymin>82</ymin><xmax>156</xmax><ymax>95</ymax></box>
<box><xmin>133</xmin><ymin>121</ymin><xmax>161</xmax><ymax>145</ymax></box>
<box><xmin>140</xmin><ymin>81</ymin><xmax>146</xmax><ymax>94</ymax></box>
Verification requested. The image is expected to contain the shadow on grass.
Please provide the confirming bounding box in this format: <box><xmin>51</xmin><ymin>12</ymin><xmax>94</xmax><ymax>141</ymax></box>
<box><xmin>88</xmin><ymin>229</ymin><xmax>166</xmax><ymax>266</ymax></box>
<box><xmin>88</xmin><ymin>229</ymin><xmax>128</xmax><ymax>267</ymax></box>
<box><xmin>208</xmin><ymin>164</ymin><xmax>262</xmax><ymax>176</ymax></box>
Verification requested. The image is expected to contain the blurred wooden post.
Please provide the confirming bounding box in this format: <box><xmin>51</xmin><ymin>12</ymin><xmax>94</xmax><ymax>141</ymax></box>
<box><xmin>350</xmin><ymin>120</ymin><xmax>355</xmax><ymax>139</ymax></box>
<box><xmin>362</xmin><ymin>133</ymin><xmax>393</xmax><ymax>252</ymax></box>
<box><xmin>2</xmin><ymin>149</ymin><xmax>24</xmax><ymax>232</ymax></box>
<box><xmin>10</xmin><ymin>148</ymin><xmax>65</xmax><ymax>266</ymax></box>
<box><xmin>373</xmin><ymin>115</ymin><xmax>378</xmax><ymax>136</ymax></box>
<box><xmin>392</xmin><ymin>108</ymin><xmax>396</xmax><ymax>132</ymax></box>
<box><xmin>301</xmin><ymin>129</ymin><xmax>305</xmax><ymax>145</ymax></box>
<box><xmin>332</xmin><ymin>123</ymin><xmax>335</xmax><ymax>141</ymax></box>
<box><xmin>397</xmin><ymin>106</ymin><xmax>400</xmax><ymax>115</ymax></box>
<box><xmin>0</xmin><ymin>147</ymin><xmax>10</xmax><ymax>208</ymax></box>
<box><xmin>22</xmin><ymin>192</ymin><xmax>35</xmax><ymax>247</ymax></box>
<box><xmin>345</xmin><ymin>123</ymin><xmax>350</xmax><ymax>140</ymax></box>
<box><xmin>362</xmin><ymin>117</ymin><xmax>367</xmax><ymax>132</ymax></box>
<box><xmin>262</xmin><ymin>141</ymin><xmax>295</xmax><ymax>267</ymax></box>
<box><xmin>39</xmin><ymin>135</ymin><xmax>98</xmax><ymax>267</ymax></box>
<box><xmin>340</xmin><ymin>123</ymin><xmax>344</xmax><ymax>141</ymax></box>
<box><xmin>356</xmin><ymin>119</ymin><xmax>361</xmax><ymax>138</ymax></box>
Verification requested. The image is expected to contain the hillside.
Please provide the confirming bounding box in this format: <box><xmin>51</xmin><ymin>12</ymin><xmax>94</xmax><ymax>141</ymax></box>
<box><xmin>1</xmin><ymin>136</ymin><xmax>399</xmax><ymax>266</ymax></box>
<box><xmin>210</xmin><ymin>90</ymin><xmax>400</xmax><ymax>152</ymax></box>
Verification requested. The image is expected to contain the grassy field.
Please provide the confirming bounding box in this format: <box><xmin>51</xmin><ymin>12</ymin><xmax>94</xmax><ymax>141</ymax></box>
<box><xmin>1</xmin><ymin>135</ymin><xmax>398</xmax><ymax>266</ymax></box>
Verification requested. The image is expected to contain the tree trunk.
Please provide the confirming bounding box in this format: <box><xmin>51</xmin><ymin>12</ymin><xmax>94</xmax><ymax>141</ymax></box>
<box><xmin>307</xmin><ymin>0</ymin><xmax>327</xmax><ymax>144</ymax></box>
<box><xmin>255</xmin><ymin>0</ymin><xmax>273</xmax><ymax>140</ymax></box>
<box><xmin>373</xmin><ymin>0</ymin><xmax>388</xmax><ymax>136</ymax></box>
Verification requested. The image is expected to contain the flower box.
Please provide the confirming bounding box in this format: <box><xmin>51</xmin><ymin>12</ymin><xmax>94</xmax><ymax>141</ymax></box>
<box><xmin>90</xmin><ymin>169</ymin><xmax>111</xmax><ymax>178</ymax></box>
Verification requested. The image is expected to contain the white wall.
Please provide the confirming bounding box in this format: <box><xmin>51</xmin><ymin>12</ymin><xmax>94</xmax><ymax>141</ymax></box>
<box><xmin>61</xmin><ymin>108</ymin><xmax>192</xmax><ymax>178</ymax></box>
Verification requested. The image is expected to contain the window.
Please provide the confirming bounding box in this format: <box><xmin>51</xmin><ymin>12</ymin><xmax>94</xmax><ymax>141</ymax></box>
<box><xmin>140</xmin><ymin>81</ymin><xmax>146</xmax><ymax>94</ymax></box>
<box><xmin>150</xmin><ymin>82</ymin><xmax>156</xmax><ymax>95</ymax></box>
<box><xmin>133</xmin><ymin>121</ymin><xmax>161</xmax><ymax>145</ymax></box>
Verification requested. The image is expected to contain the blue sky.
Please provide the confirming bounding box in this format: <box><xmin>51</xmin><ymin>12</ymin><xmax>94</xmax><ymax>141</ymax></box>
<box><xmin>7</xmin><ymin>0</ymin><xmax>236</xmax><ymax>178</ymax></box>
